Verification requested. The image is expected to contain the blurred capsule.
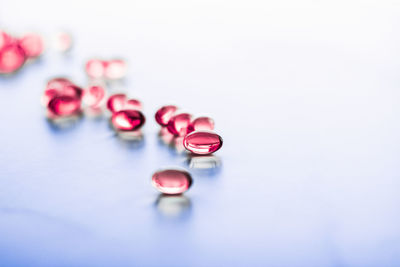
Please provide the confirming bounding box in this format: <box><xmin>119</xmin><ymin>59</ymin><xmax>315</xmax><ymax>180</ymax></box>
<box><xmin>83</xmin><ymin>85</ymin><xmax>106</xmax><ymax>108</ymax></box>
<box><xmin>0</xmin><ymin>43</ymin><xmax>26</xmax><ymax>73</ymax></box>
<box><xmin>86</xmin><ymin>59</ymin><xmax>106</xmax><ymax>79</ymax></box>
<box><xmin>105</xmin><ymin>59</ymin><xmax>126</xmax><ymax>79</ymax></box>
<box><xmin>155</xmin><ymin>105</ymin><xmax>178</xmax><ymax>126</ymax></box>
<box><xmin>111</xmin><ymin>110</ymin><xmax>145</xmax><ymax>131</ymax></box>
<box><xmin>151</xmin><ymin>169</ymin><xmax>192</xmax><ymax>195</ymax></box>
<box><xmin>107</xmin><ymin>93</ymin><xmax>127</xmax><ymax>113</ymax></box>
<box><xmin>42</xmin><ymin>79</ymin><xmax>82</xmax><ymax>107</ymax></box>
<box><xmin>0</xmin><ymin>31</ymin><xmax>13</xmax><ymax>51</ymax></box>
<box><xmin>188</xmin><ymin>116</ymin><xmax>215</xmax><ymax>133</ymax></box>
<box><xmin>125</xmin><ymin>99</ymin><xmax>142</xmax><ymax>111</ymax></box>
<box><xmin>167</xmin><ymin>113</ymin><xmax>192</xmax><ymax>136</ymax></box>
<box><xmin>47</xmin><ymin>95</ymin><xmax>81</xmax><ymax>117</ymax></box>
<box><xmin>53</xmin><ymin>31</ymin><xmax>72</xmax><ymax>52</ymax></box>
<box><xmin>19</xmin><ymin>33</ymin><xmax>44</xmax><ymax>58</ymax></box>
<box><xmin>183</xmin><ymin>131</ymin><xmax>223</xmax><ymax>155</ymax></box>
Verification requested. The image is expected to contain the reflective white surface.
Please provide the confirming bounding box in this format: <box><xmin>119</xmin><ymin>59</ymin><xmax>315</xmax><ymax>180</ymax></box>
<box><xmin>0</xmin><ymin>0</ymin><xmax>400</xmax><ymax>266</ymax></box>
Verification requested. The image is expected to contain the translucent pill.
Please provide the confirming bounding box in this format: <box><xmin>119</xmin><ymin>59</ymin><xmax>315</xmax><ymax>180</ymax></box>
<box><xmin>155</xmin><ymin>105</ymin><xmax>178</xmax><ymax>126</ymax></box>
<box><xmin>167</xmin><ymin>113</ymin><xmax>192</xmax><ymax>136</ymax></box>
<box><xmin>47</xmin><ymin>95</ymin><xmax>81</xmax><ymax>117</ymax></box>
<box><xmin>105</xmin><ymin>59</ymin><xmax>126</xmax><ymax>80</ymax></box>
<box><xmin>111</xmin><ymin>110</ymin><xmax>145</xmax><ymax>131</ymax></box>
<box><xmin>188</xmin><ymin>116</ymin><xmax>215</xmax><ymax>132</ymax></box>
<box><xmin>85</xmin><ymin>59</ymin><xmax>106</xmax><ymax>79</ymax></box>
<box><xmin>152</xmin><ymin>169</ymin><xmax>193</xmax><ymax>195</ymax></box>
<box><xmin>0</xmin><ymin>43</ymin><xmax>26</xmax><ymax>73</ymax></box>
<box><xmin>19</xmin><ymin>33</ymin><xmax>44</xmax><ymax>58</ymax></box>
<box><xmin>83</xmin><ymin>85</ymin><xmax>106</xmax><ymax>108</ymax></box>
<box><xmin>183</xmin><ymin>131</ymin><xmax>223</xmax><ymax>155</ymax></box>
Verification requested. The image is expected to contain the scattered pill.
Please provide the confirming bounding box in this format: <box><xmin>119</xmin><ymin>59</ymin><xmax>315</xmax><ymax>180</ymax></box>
<box><xmin>167</xmin><ymin>113</ymin><xmax>192</xmax><ymax>136</ymax></box>
<box><xmin>155</xmin><ymin>105</ymin><xmax>178</xmax><ymax>126</ymax></box>
<box><xmin>19</xmin><ymin>33</ymin><xmax>44</xmax><ymax>58</ymax></box>
<box><xmin>188</xmin><ymin>116</ymin><xmax>214</xmax><ymax>132</ymax></box>
<box><xmin>152</xmin><ymin>169</ymin><xmax>192</xmax><ymax>195</ymax></box>
<box><xmin>111</xmin><ymin>110</ymin><xmax>145</xmax><ymax>131</ymax></box>
<box><xmin>183</xmin><ymin>131</ymin><xmax>223</xmax><ymax>155</ymax></box>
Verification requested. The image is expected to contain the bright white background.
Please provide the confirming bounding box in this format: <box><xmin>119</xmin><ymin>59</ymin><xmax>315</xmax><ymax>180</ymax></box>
<box><xmin>0</xmin><ymin>0</ymin><xmax>400</xmax><ymax>266</ymax></box>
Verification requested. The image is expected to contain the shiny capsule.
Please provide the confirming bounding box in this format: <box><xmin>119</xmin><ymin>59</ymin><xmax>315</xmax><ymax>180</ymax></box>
<box><xmin>188</xmin><ymin>116</ymin><xmax>215</xmax><ymax>133</ymax></box>
<box><xmin>167</xmin><ymin>113</ymin><xmax>192</xmax><ymax>136</ymax></box>
<box><xmin>42</xmin><ymin>80</ymin><xmax>82</xmax><ymax>107</ymax></box>
<box><xmin>107</xmin><ymin>94</ymin><xmax>127</xmax><ymax>113</ymax></box>
<box><xmin>0</xmin><ymin>43</ymin><xmax>26</xmax><ymax>73</ymax></box>
<box><xmin>19</xmin><ymin>33</ymin><xmax>44</xmax><ymax>58</ymax></box>
<box><xmin>151</xmin><ymin>169</ymin><xmax>193</xmax><ymax>195</ymax></box>
<box><xmin>83</xmin><ymin>85</ymin><xmax>106</xmax><ymax>108</ymax></box>
<box><xmin>53</xmin><ymin>31</ymin><xmax>72</xmax><ymax>52</ymax></box>
<box><xmin>47</xmin><ymin>95</ymin><xmax>81</xmax><ymax>117</ymax></box>
<box><xmin>105</xmin><ymin>59</ymin><xmax>126</xmax><ymax>79</ymax></box>
<box><xmin>111</xmin><ymin>110</ymin><xmax>145</xmax><ymax>131</ymax></box>
<box><xmin>155</xmin><ymin>105</ymin><xmax>178</xmax><ymax>126</ymax></box>
<box><xmin>183</xmin><ymin>131</ymin><xmax>223</xmax><ymax>155</ymax></box>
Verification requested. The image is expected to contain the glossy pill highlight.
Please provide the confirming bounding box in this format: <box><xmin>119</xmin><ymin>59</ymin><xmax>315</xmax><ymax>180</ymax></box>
<box><xmin>183</xmin><ymin>131</ymin><xmax>223</xmax><ymax>155</ymax></box>
<box><xmin>152</xmin><ymin>169</ymin><xmax>193</xmax><ymax>195</ymax></box>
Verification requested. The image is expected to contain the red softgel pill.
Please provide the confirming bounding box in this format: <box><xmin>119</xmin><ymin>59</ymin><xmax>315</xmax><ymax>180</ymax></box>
<box><xmin>155</xmin><ymin>105</ymin><xmax>178</xmax><ymax>126</ymax></box>
<box><xmin>183</xmin><ymin>131</ymin><xmax>223</xmax><ymax>155</ymax></box>
<box><xmin>188</xmin><ymin>116</ymin><xmax>215</xmax><ymax>133</ymax></box>
<box><xmin>111</xmin><ymin>110</ymin><xmax>145</xmax><ymax>131</ymax></box>
<box><xmin>19</xmin><ymin>33</ymin><xmax>44</xmax><ymax>58</ymax></box>
<box><xmin>86</xmin><ymin>59</ymin><xmax>106</xmax><ymax>79</ymax></box>
<box><xmin>107</xmin><ymin>94</ymin><xmax>127</xmax><ymax>113</ymax></box>
<box><xmin>151</xmin><ymin>169</ymin><xmax>193</xmax><ymax>195</ymax></box>
<box><xmin>167</xmin><ymin>113</ymin><xmax>192</xmax><ymax>136</ymax></box>
<box><xmin>0</xmin><ymin>43</ymin><xmax>26</xmax><ymax>73</ymax></box>
<box><xmin>0</xmin><ymin>31</ymin><xmax>13</xmax><ymax>51</ymax></box>
<box><xmin>47</xmin><ymin>95</ymin><xmax>81</xmax><ymax>117</ymax></box>
<box><xmin>83</xmin><ymin>85</ymin><xmax>106</xmax><ymax>108</ymax></box>
<box><xmin>124</xmin><ymin>99</ymin><xmax>142</xmax><ymax>111</ymax></box>
<box><xmin>42</xmin><ymin>79</ymin><xmax>82</xmax><ymax>107</ymax></box>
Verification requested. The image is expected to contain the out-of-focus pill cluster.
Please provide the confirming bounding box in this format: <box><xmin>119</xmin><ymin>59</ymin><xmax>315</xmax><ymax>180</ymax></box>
<box><xmin>40</xmin><ymin>52</ymin><xmax>222</xmax><ymax>197</ymax></box>
<box><xmin>0</xmin><ymin>30</ymin><xmax>43</xmax><ymax>74</ymax></box>
<box><xmin>0</xmin><ymin>30</ymin><xmax>73</xmax><ymax>75</ymax></box>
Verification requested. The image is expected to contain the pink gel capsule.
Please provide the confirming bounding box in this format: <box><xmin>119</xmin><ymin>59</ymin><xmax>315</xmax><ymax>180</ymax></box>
<box><xmin>155</xmin><ymin>105</ymin><xmax>178</xmax><ymax>126</ymax></box>
<box><xmin>105</xmin><ymin>59</ymin><xmax>126</xmax><ymax>79</ymax></box>
<box><xmin>125</xmin><ymin>99</ymin><xmax>142</xmax><ymax>111</ymax></box>
<box><xmin>183</xmin><ymin>131</ymin><xmax>223</xmax><ymax>155</ymax></box>
<box><xmin>111</xmin><ymin>110</ymin><xmax>145</xmax><ymax>131</ymax></box>
<box><xmin>0</xmin><ymin>31</ymin><xmax>13</xmax><ymax>51</ymax></box>
<box><xmin>86</xmin><ymin>59</ymin><xmax>106</xmax><ymax>79</ymax></box>
<box><xmin>107</xmin><ymin>94</ymin><xmax>127</xmax><ymax>113</ymax></box>
<box><xmin>83</xmin><ymin>85</ymin><xmax>105</xmax><ymax>108</ymax></box>
<box><xmin>42</xmin><ymin>81</ymin><xmax>83</xmax><ymax>107</ymax></box>
<box><xmin>46</xmin><ymin>77</ymin><xmax>74</xmax><ymax>90</ymax></box>
<box><xmin>47</xmin><ymin>95</ymin><xmax>81</xmax><ymax>117</ymax></box>
<box><xmin>188</xmin><ymin>116</ymin><xmax>215</xmax><ymax>133</ymax></box>
<box><xmin>151</xmin><ymin>169</ymin><xmax>193</xmax><ymax>195</ymax></box>
<box><xmin>167</xmin><ymin>113</ymin><xmax>192</xmax><ymax>136</ymax></box>
<box><xmin>0</xmin><ymin>43</ymin><xmax>26</xmax><ymax>73</ymax></box>
<box><xmin>19</xmin><ymin>33</ymin><xmax>44</xmax><ymax>58</ymax></box>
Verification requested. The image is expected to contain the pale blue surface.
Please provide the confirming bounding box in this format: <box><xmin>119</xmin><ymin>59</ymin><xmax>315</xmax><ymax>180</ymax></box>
<box><xmin>0</xmin><ymin>1</ymin><xmax>400</xmax><ymax>266</ymax></box>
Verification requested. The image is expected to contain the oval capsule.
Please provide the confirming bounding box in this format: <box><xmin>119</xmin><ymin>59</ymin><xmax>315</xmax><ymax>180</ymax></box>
<box><xmin>47</xmin><ymin>95</ymin><xmax>81</xmax><ymax>117</ymax></box>
<box><xmin>111</xmin><ymin>110</ymin><xmax>145</xmax><ymax>131</ymax></box>
<box><xmin>105</xmin><ymin>59</ymin><xmax>126</xmax><ymax>80</ymax></box>
<box><xmin>152</xmin><ymin>169</ymin><xmax>193</xmax><ymax>195</ymax></box>
<box><xmin>83</xmin><ymin>85</ymin><xmax>106</xmax><ymax>108</ymax></box>
<box><xmin>188</xmin><ymin>116</ymin><xmax>215</xmax><ymax>133</ymax></box>
<box><xmin>86</xmin><ymin>59</ymin><xmax>106</xmax><ymax>79</ymax></box>
<box><xmin>19</xmin><ymin>33</ymin><xmax>44</xmax><ymax>58</ymax></box>
<box><xmin>155</xmin><ymin>105</ymin><xmax>178</xmax><ymax>126</ymax></box>
<box><xmin>42</xmin><ymin>81</ymin><xmax>82</xmax><ymax>107</ymax></box>
<box><xmin>183</xmin><ymin>131</ymin><xmax>223</xmax><ymax>155</ymax></box>
<box><xmin>167</xmin><ymin>113</ymin><xmax>192</xmax><ymax>136</ymax></box>
<box><xmin>0</xmin><ymin>43</ymin><xmax>26</xmax><ymax>73</ymax></box>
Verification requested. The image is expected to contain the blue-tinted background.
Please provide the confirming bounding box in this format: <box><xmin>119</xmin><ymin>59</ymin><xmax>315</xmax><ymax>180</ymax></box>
<box><xmin>1</xmin><ymin>0</ymin><xmax>400</xmax><ymax>266</ymax></box>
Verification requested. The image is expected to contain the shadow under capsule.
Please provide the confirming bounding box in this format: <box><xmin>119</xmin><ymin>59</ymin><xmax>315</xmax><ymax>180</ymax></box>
<box><xmin>114</xmin><ymin>130</ymin><xmax>145</xmax><ymax>150</ymax></box>
<box><xmin>154</xmin><ymin>194</ymin><xmax>192</xmax><ymax>220</ymax></box>
<box><xmin>46</xmin><ymin>113</ymin><xmax>83</xmax><ymax>132</ymax></box>
<box><xmin>157</xmin><ymin>127</ymin><xmax>189</xmax><ymax>155</ymax></box>
<box><xmin>185</xmin><ymin>154</ymin><xmax>222</xmax><ymax>177</ymax></box>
